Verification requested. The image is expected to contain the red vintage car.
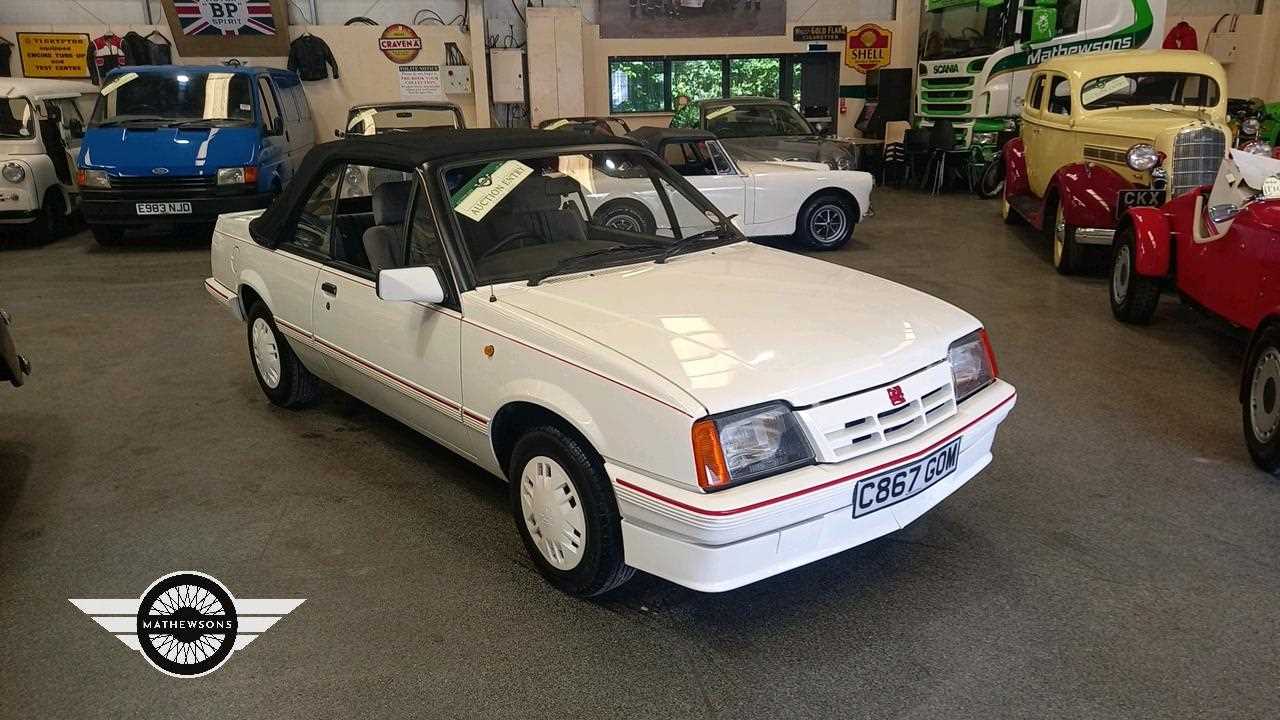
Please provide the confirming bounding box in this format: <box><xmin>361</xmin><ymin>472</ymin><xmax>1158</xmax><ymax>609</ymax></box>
<box><xmin>1109</xmin><ymin>149</ymin><xmax>1280</xmax><ymax>472</ymax></box>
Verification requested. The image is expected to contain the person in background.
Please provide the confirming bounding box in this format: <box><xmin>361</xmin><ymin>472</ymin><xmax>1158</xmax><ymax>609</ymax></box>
<box><xmin>675</xmin><ymin>94</ymin><xmax>691</xmax><ymax>112</ymax></box>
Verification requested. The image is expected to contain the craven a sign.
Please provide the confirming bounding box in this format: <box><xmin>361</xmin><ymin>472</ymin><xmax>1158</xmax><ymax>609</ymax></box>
<box><xmin>845</xmin><ymin>23</ymin><xmax>893</xmax><ymax>74</ymax></box>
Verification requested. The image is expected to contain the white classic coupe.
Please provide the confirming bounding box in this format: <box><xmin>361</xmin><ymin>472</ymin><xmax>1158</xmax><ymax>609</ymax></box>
<box><xmin>205</xmin><ymin>129</ymin><xmax>1016</xmax><ymax>596</ymax></box>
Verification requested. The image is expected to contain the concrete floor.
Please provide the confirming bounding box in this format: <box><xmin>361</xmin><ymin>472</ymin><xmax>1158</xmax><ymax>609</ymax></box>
<box><xmin>2</xmin><ymin>189</ymin><xmax>1278</xmax><ymax>719</ymax></box>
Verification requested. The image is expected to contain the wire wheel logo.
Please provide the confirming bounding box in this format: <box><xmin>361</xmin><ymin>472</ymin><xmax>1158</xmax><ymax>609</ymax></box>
<box><xmin>137</xmin><ymin>573</ymin><xmax>237</xmax><ymax>677</ymax></box>
<box><xmin>70</xmin><ymin>571</ymin><xmax>303</xmax><ymax>678</ymax></box>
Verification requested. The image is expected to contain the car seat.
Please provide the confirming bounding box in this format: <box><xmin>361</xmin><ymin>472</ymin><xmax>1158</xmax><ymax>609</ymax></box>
<box><xmin>362</xmin><ymin>181</ymin><xmax>411</xmax><ymax>273</ymax></box>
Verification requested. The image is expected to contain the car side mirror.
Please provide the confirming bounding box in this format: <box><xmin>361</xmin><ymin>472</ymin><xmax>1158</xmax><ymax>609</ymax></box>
<box><xmin>377</xmin><ymin>266</ymin><xmax>446</xmax><ymax>304</ymax></box>
<box><xmin>69</xmin><ymin>118</ymin><xmax>84</xmax><ymax>138</ymax></box>
<box><xmin>1208</xmin><ymin>203</ymin><xmax>1241</xmax><ymax>225</ymax></box>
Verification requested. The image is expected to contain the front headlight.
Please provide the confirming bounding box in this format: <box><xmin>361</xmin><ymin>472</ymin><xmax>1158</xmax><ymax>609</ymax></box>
<box><xmin>1243</xmin><ymin>140</ymin><xmax>1274</xmax><ymax>156</ymax></box>
<box><xmin>217</xmin><ymin>166</ymin><xmax>258</xmax><ymax>185</ymax></box>
<box><xmin>1242</xmin><ymin>117</ymin><xmax>1261</xmax><ymax>136</ymax></box>
<box><xmin>1126</xmin><ymin>144</ymin><xmax>1161</xmax><ymax>172</ymax></box>
<box><xmin>1</xmin><ymin>163</ymin><xmax>26</xmax><ymax>183</ymax></box>
<box><xmin>972</xmin><ymin>132</ymin><xmax>998</xmax><ymax>146</ymax></box>
<box><xmin>76</xmin><ymin>168</ymin><xmax>110</xmax><ymax>189</ymax></box>
<box><xmin>949</xmin><ymin>329</ymin><xmax>998</xmax><ymax>403</ymax></box>
<box><xmin>692</xmin><ymin>402</ymin><xmax>814</xmax><ymax>490</ymax></box>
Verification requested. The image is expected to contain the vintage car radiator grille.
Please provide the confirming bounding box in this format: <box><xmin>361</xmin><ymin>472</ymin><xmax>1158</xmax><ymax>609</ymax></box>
<box><xmin>1171</xmin><ymin>126</ymin><xmax>1226</xmax><ymax>197</ymax></box>
<box><xmin>794</xmin><ymin>362</ymin><xmax>957</xmax><ymax>464</ymax></box>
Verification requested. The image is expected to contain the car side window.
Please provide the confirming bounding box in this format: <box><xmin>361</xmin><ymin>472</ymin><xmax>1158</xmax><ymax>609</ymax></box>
<box><xmin>662</xmin><ymin>141</ymin><xmax>714</xmax><ymax>176</ymax></box>
<box><xmin>330</xmin><ymin>164</ymin><xmax>415</xmax><ymax>274</ymax></box>
<box><xmin>1047</xmin><ymin>76</ymin><xmax>1071</xmax><ymax>117</ymax></box>
<box><xmin>1027</xmin><ymin>74</ymin><xmax>1047</xmax><ymax>114</ymax></box>
<box><xmin>257</xmin><ymin>77</ymin><xmax>281</xmax><ymax>134</ymax></box>
<box><xmin>289</xmin><ymin>166</ymin><xmax>342</xmax><ymax>256</ymax></box>
<box><xmin>705</xmin><ymin>142</ymin><xmax>735</xmax><ymax>175</ymax></box>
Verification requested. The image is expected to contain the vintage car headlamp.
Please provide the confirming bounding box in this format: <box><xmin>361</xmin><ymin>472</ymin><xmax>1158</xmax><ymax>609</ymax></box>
<box><xmin>972</xmin><ymin>132</ymin><xmax>998</xmax><ymax>147</ymax></box>
<box><xmin>949</xmin><ymin>329</ymin><xmax>998</xmax><ymax>403</ymax></box>
<box><xmin>1126</xmin><ymin>144</ymin><xmax>1161</xmax><ymax>172</ymax></box>
<box><xmin>1243</xmin><ymin>140</ymin><xmax>1274</xmax><ymax>156</ymax></box>
<box><xmin>217</xmin><ymin>166</ymin><xmax>259</xmax><ymax>185</ymax></box>
<box><xmin>691</xmin><ymin>402</ymin><xmax>814</xmax><ymax>490</ymax></box>
<box><xmin>75</xmin><ymin>168</ymin><xmax>110</xmax><ymax>189</ymax></box>
<box><xmin>1</xmin><ymin>162</ymin><xmax>26</xmax><ymax>183</ymax></box>
<box><xmin>1241</xmin><ymin>117</ymin><xmax>1261</xmax><ymax>136</ymax></box>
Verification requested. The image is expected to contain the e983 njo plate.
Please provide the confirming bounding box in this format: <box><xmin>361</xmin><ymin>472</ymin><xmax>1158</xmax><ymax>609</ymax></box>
<box><xmin>853</xmin><ymin>437</ymin><xmax>961</xmax><ymax>518</ymax></box>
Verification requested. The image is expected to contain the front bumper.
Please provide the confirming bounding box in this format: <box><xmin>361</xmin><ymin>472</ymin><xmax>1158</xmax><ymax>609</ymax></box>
<box><xmin>611</xmin><ymin>379</ymin><xmax>1016</xmax><ymax>592</ymax></box>
<box><xmin>81</xmin><ymin>191</ymin><xmax>272</xmax><ymax>225</ymax></box>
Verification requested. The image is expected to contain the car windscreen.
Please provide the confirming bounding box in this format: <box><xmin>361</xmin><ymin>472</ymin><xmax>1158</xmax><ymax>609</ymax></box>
<box><xmin>348</xmin><ymin>107</ymin><xmax>462</xmax><ymax>134</ymax></box>
<box><xmin>89</xmin><ymin>71</ymin><xmax>255</xmax><ymax>127</ymax></box>
<box><xmin>443</xmin><ymin>149</ymin><xmax>734</xmax><ymax>285</ymax></box>
<box><xmin>0</xmin><ymin>99</ymin><xmax>35</xmax><ymax>139</ymax></box>
<box><xmin>921</xmin><ymin>1</ymin><xmax>1015</xmax><ymax>60</ymax></box>
<box><xmin>704</xmin><ymin>104</ymin><xmax>812</xmax><ymax>138</ymax></box>
<box><xmin>1080</xmin><ymin>72</ymin><xmax>1221</xmax><ymax>111</ymax></box>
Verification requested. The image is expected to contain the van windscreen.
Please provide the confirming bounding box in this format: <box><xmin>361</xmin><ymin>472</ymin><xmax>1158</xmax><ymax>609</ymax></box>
<box><xmin>90</xmin><ymin>72</ymin><xmax>256</xmax><ymax>128</ymax></box>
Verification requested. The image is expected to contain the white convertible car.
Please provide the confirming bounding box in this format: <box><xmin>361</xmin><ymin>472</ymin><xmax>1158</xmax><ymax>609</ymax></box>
<box><xmin>205</xmin><ymin>129</ymin><xmax>1016</xmax><ymax>596</ymax></box>
<box><xmin>591</xmin><ymin>127</ymin><xmax>872</xmax><ymax>250</ymax></box>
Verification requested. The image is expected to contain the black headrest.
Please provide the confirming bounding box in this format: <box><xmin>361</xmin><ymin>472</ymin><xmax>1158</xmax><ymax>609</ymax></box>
<box><xmin>372</xmin><ymin>181</ymin><xmax>411</xmax><ymax>225</ymax></box>
<box><xmin>500</xmin><ymin>174</ymin><xmax>581</xmax><ymax>214</ymax></box>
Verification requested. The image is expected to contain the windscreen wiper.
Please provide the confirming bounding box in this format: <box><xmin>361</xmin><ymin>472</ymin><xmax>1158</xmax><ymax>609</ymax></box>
<box><xmin>171</xmin><ymin>118</ymin><xmax>251</xmax><ymax>128</ymax></box>
<box><xmin>95</xmin><ymin>116</ymin><xmax>172</xmax><ymax>127</ymax></box>
<box><xmin>527</xmin><ymin>242</ymin><xmax>666</xmax><ymax>287</ymax></box>
<box><xmin>656</xmin><ymin>214</ymin><xmax>740</xmax><ymax>263</ymax></box>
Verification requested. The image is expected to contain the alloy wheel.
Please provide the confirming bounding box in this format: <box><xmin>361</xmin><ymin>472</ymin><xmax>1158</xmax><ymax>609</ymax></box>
<box><xmin>605</xmin><ymin>214</ymin><xmax>642</xmax><ymax>233</ymax></box>
<box><xmin>809</xmin><ymin>204</ymin><xmax>848</xmax><ymax>243</ymax></box>
<box><xmin>519</xmin><ymin>455</ymin><xmax>587</xmax><ymax>571</ymax></box>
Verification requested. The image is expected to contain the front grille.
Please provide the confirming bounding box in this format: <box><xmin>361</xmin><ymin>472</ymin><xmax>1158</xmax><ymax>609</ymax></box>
<box><xmin>795</xmin><ymin>362</ymin><xmax>957</xmax><ymax>464</ymax></box>
<box><xmin>91</xmin><ymin>175</ymin><xmax>231</xmax><ymax>198</ymax></box>
<box><xmin>921</xmin><ymin>76</ymin><xmax>974</xmax><ymax>116</ymax></box>
<box><xmin>1171</xmin><ymin>126</ymin><xmax>1226</xmax><ymax>197</ymax></box>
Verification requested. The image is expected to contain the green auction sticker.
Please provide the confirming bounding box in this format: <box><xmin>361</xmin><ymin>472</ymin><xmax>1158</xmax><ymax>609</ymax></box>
<box><xmin>451</xmin><ymin>160</ymin><xmax>534</xmax><ymax>221</ymax></box>
<box><xmin>705</xmin><ymin>105</ymin><xmax>735</xmax><ymax>120</ymax></box>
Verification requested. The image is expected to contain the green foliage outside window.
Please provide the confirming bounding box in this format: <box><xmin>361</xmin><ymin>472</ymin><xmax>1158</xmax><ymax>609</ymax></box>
<box><xmin>730</xmin><ymin>57</ymin><xmax>780</xmax><ymax>98</ymax></box>
<box><xmin>609</xmin><ymin>60</ymin><xmax>665</xmax><ymax>113</ymax></box>
<box><xmin>609</xmin><ymin>55</ymin><xmax>786</xmax><ymax>114</ymax></box>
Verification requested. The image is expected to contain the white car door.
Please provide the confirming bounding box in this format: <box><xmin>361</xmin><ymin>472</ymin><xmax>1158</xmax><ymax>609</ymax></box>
<box><xmin>310</xmin><ymin>167</ymin><xmax>472</xmax><ymax>456</ymax></box>
<box><xmin>661</xmin><ymin>139</ymin><xmax>748</xmax><ymax>232</ymax></box>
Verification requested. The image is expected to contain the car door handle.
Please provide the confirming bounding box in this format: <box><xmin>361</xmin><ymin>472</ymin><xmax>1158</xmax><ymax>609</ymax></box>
<box><xmin>321</xmin><ymin>282</ymin><xmax>337</xmax><ymax>296</ymax></box>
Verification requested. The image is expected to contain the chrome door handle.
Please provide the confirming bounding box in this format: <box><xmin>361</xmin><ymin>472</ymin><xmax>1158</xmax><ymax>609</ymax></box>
<box><xmin>321</xmin><ymin>282</ymin><xmax>337</xmax><ymax>296</ymax></box>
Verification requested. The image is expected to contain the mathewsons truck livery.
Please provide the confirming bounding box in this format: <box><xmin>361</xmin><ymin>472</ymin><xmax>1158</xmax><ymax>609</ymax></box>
<box><xmin>917</xmin><ymin>0</ymin><xmax>1165</xmax><ymax>150</ymax></box>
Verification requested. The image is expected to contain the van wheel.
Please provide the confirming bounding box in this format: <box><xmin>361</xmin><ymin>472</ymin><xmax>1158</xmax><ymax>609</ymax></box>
<box><xmin>796</xmin><ymin>192</ymin><xmax>855</xmax><ymax>250</ymax></box>
<box><xmin>30</xmin><ymin>191</ymin><xmax>64</xmax><ymax>243</ymax></box>
<box><xmin>247</xmin><ymin>302</ymin><xmax>318</xmax><ymax>408</ymax></box>
<box><xmin>509</xmin><ymin>424</ymin><xmax>634</xmax><ymax>597</ymax></box>
<box><xmin>1051</xmin><ymin>202</ymin><xmax>1079</xmax><ymax>275</ymax></box>
<box><xmin>1244</xmin><ymin>324</ymin><xmax>1280</xmax><ymax>474</ymax></box>
<box><xmin>1109</xmin><ymin>227</ymin><xmax>1160</xmax><ymax>324</ymax></box>
<box><xmin>90</xmin><ymin>225</ymin><xmax>125</xmax><ymax>246</ymax></box>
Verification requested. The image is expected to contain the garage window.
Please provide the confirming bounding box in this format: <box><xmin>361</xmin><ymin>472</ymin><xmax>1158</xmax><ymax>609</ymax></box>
<box><xmin>609</xmin><ymin>60</ymin><xmax>666</xmax><ymax>113</ymax></box>
<box><xmin>608</xmin><ymin>55</ymin><xmax>788</xmax><ymax>114</ymax></box>
<box><xmin>730</xmin><ymin>57</ymin><xmax>780</xmax><ymax>98</ymax></box>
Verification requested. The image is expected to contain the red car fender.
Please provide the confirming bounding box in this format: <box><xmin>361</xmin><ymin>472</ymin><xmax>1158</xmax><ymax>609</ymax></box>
<box><xmin>1125</xmin><ymin>207</ymin><xmax>1172</xmax><ymax>277</ymax></box>
<box><xmin>1054</xmin><ymin>162</ymin><xmax>1133</xmax><ymax>230</ymax></box>
<box><xmin>1003</xmin><ymin>137</ymin><xmax>1029</xmax><ymax>200</ymax></box>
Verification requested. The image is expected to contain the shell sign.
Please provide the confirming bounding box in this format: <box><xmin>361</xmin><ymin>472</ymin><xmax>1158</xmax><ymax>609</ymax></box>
<box><xmin>379</xmin><ymin>23</ymin><xmax>422</xmax><ymax>64</ymax></box>
<box><xmin>845</xmin><ymin>23</ymin><xmax>892</xmax><ymax>74</ymax></box>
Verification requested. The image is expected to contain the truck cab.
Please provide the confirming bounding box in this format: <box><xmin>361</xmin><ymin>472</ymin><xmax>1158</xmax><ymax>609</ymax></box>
<box><xmin>76</xmin><ymin>65</ymin><xmax>314</xmax><ymax>245</ymax></box>
<box><xmin>917</xmin><ymin>0</ymin><xmax>1166</xmax><ymax>150</ymax></box>
<box><xmin>0</xmin><ymin>79</ymin><xmax>98</xmax><ymax>241</ymax></box>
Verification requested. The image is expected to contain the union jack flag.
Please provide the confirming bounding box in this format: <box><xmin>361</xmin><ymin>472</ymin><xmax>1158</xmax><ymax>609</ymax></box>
<box><xmin>174</xmin><ymin>1</ymin><xmax>277</xmax><ymax>37</ymax></box>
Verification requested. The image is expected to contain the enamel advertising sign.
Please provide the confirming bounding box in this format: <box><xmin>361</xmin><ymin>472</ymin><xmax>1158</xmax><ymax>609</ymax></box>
<box><xmin>845</xmin><ymin>23</ymin><xmax>893</xmax><ymax>74</ymax></box>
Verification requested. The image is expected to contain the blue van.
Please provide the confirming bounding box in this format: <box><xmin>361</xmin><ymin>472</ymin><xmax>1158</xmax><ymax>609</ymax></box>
<box><xmin>77</xmin><ymin>65</ymin><xmax>314</xmax><ymax>244</ymax></box>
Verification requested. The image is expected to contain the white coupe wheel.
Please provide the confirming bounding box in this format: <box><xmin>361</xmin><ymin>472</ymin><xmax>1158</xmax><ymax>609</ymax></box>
<box><xmin>251</xmin><ymin>318</ymin><xmax>282</xmax><ymax>389</ymax></box>
<box><xmin>796</xmin><ymin>193</ymin><xmax>855</xmax><ymax>249</ymax></box>
<box><xmin>519</xmin><ymin>455</ymin><xmax>587</xmax><ymax>571</ymax></box>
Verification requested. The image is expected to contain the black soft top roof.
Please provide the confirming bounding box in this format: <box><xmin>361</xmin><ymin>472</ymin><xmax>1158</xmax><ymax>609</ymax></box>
<box><xmin>249</xmin><ymin>128</ymin><xmax>640</xmax><ymax>246</ymax></box>
<box><xmin>627</xmin><ymin>126</ymin><xmax>716</xmax><ymax>151</ymax></box>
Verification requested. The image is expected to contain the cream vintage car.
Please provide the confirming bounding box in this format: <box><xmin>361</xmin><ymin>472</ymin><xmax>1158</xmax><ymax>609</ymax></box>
<box><xmin>1002</xmin><ymin>50</ymin><xmax>1229</xmax><ymax>274</ymax></box>
<box><xmin>205</xmin><ymin>130</ymin><xmax>1016</xmax><ymax>596</ymax></box>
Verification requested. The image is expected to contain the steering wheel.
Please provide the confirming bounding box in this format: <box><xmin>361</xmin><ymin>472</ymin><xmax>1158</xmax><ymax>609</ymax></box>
<box><xmin>479</xmin><ymin>231</ymin><xmax>541</xmax><ymax>260</ymax></box>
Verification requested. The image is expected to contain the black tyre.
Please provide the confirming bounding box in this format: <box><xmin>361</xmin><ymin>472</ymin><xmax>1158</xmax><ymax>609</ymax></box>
<box><xmin>246</xmin><ymin>302</ymin><xmax>319</xmax><ymax>408</ymax></box>
<box><xmin>509</xmin><ymin>424</ymin><xmax>633</xmax><ymax>597</ymax></box>
<box><xmin>1050</xmin><ymin>201</ymin><xmax>1079</xmax><ymax>275</ymax></box>
<box><xmin>595</xmin><ymin>199</ymin><xmax>656</xmax><ymax>234</ymax></box>
<box><xmin>1243</xmin><ymin>324</ymin><xmax>1280</xmax><ymax>474</ymax></box>
<box><xmin>796</xmin><ymin>192</ymin><xmax>856</xmax><ymax>250</ymax></box>
<box><xmin>29</xmin><ymin>191</ymin><xmax>64</xmax><ymax>243</ymax></box>
<box><xmin>976</xmin><ymin>156</ymin><xmax>1004</xmax><ymax>199</ymax></box>
<box><xmin>90</xmin><ymin>225</ymin><xmax>126</xmax><ymax>246</ymax></box>
<box><xmin>1109</xmin><ymin>226</ymin><xmax>1160</xmax><ymax>324</ymax></box>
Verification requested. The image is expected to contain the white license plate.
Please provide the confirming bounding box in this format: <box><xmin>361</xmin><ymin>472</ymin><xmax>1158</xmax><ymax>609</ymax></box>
<box><xmin>135</xmin><ymin>201</ymin><xmax>192</xmax><ymax>216</ymax></box>
<box><xmin>852</xmin><ymin>438</ymin><xmax>962</xmax><ymax>518</ymax></box>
